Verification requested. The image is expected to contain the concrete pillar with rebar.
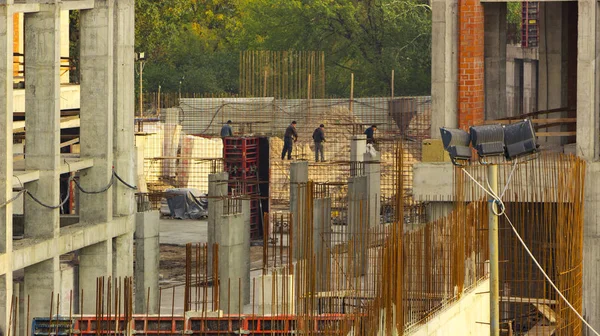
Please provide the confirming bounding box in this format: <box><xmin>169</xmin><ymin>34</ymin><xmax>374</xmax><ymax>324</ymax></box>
<box><xmin>134</xmin><ymin>211</ymin><xmax>159</xmax><ymax>314</ymax></box>
<box><xmin>218</xmin><ymin>198</ymin><xmax>250</xmax><ymax>314</ymax></box>
<box><xmin>208</xmin><ymin>172</ymin><xmax>228</xmax><ymax>277</ymax></box>
<box><xmin>290</xmin><ymin>161</ymin><xmax>308</xmax><ymax>260</ymax></box>
<box><xmin>313</xmin><ymin>197</ymin><xmax>332</xmax><ymax>291</ymax></box>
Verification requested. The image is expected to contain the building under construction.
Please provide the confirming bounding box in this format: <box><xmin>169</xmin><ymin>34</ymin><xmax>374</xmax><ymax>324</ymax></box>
<box><xmin>1</xmin><ymin>1</ymin><xmax>600</xmax><ymax>336</ymax></box>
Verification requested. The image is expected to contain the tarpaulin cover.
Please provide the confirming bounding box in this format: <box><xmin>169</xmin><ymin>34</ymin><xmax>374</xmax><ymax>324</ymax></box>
<box><xmin>160</xmin><ymin>188</ymin><xmax>208</xmax><ymax>219</ymax></box>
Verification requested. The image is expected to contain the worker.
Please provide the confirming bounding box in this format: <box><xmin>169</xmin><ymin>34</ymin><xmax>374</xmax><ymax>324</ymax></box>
<box><xmin>281</xmin><ymin>121</ymin><xmax>298</xmax><ymax>160</ymax></box>
<box><xmin>220</xmin><ymin>120</ymin><xmax>233</xmax><ymax>138</ymax></box>
<box><xmin>312</xmin><ymin>124</ymin><xmax>326</xmax><ymax>162</ymax></box>
<box><xmin>364</xmin><ymin>124</ymin><xmax>377</xmax><ymax>145</ymax></box>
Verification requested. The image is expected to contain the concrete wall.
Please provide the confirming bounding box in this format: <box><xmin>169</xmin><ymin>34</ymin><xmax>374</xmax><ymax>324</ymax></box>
<box><xmin>408</xmin><ymin>279</ymin><xmax>490</xmax><ymax>336</ymax></box>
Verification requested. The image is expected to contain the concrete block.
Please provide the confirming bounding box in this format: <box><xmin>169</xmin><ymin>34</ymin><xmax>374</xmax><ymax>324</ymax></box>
<box><xmin>255</xmin><ymin>274</ymin><xmax>295</xmax><ymax>315</ymax></box>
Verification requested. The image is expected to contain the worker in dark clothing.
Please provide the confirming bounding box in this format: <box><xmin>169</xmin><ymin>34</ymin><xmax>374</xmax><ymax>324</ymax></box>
<box><xmin>220</xmin><ymin>120</ymin><xmax>233</xmax><ymax>138</ymax></box>
<box><xmin>281</xmin><ymin>121</ymin><xmax>298</xmax><ymax>160</ymax></box>
<box><xmin>312</xmin><ymin>124</ymin><xmax>326</xmax><ymax>162</ymax></box>
<box><xmin>364</xmin><ymin>124</ymin><xmax>377</xmax><ymax>145</ymax></box>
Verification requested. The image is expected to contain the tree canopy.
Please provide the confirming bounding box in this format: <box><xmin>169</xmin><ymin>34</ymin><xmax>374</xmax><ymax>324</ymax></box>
<box><xmin>135</xmin><ymin>0</ymin><xmax>432</xmax><ymax>97</ymax></box>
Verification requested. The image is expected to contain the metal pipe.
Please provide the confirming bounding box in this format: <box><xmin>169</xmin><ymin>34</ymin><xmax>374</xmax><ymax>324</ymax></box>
<box><xmin>488</xmin><ymin>164</ymin><xmax>500</xmax><ymax>336</ymax></box>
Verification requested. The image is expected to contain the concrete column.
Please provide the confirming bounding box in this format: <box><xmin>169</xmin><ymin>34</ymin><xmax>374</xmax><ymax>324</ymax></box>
<box><xmin>79</xmin><ymin>0</ymin><xmax>114</xmax><ymax>223</ymax></box>
<box><xmin>431</xmin><ymin>0</ymin><xmax>459</xmax><ymax>137</ymax></box>
<box><xmin>23</xmin><ymin>4</ymin><xmax>61</xmax><ymax>239</ymax></box>
<box><xmin>24</xmin><ymin>258</ymin><xmax>60</xmax><ymax>329</ymax></box>
<box><xmin>538</xmin><ymin>3</ymin><xmax>566</xmax><ymax>112</ymax></box>
<box><xmin>112</xmin><ymin>0</ymin><xmax>135</xmax><ymax>217</ymax></box>
<box><xmin>522</xmin><ymin>60</ymin><xmax>538</xmax><ymax>114</ymax></box>
<box><xmin>584</xmin><ymin>163</ymin><xmax>600</xmax><ymax>332</ymax></box>
<box><xmin>59</xmin><ymin>10</ymin><xmax>69</xmax><ymax>84</ymax></box>
<box><xmin>290</xmin><ymin>161</ymin><xmax>308</xmax><ymax>260</ymax></box>
<box><xmin>217</xmin><ymin>200</ymin><xmax>250</xmax><ymax>313</ymax></box>
<box><xmin>577</xmin><ymin>1</ymin><xmax>600</xmax><ymax>160</ymax></box>
<box><xmin>134</xmin><ymin>211</ymin><xmax>159</xmax><ymax>314</ymax></box>
<box><xmin>364</xmin><ymin>151</ymin><xmax>381</xmax><ymax>228</ymax></box>
<box><xmin>347</xmin><ymin>175</ymin><xmax>368</xmax><ymax>277</ymax></box>
<box><xmin>580</xmin><ymin>1</ymin><xmax>600</xmax><ymax>330</ymax></box>
<box><xmin>350</xmin><ymin>135</ymin><xmax>366</xmax><ymax>162</ymax></box>
<box><xmin>484</xmin><ymin>3</ymin><xmax>507</xmax><ymax>121</ymax></box>
<box><xmin>207</xmin><ymin>172</ymin><xmax>228</xmax><ymax>276</ymax></box>
<box><xmin>505</xmin><ymin>57</ymin><xmax>516</xmax><ymax>116</ymax></box>
<box><xmin>113</xmin><ymin>232</ymin><xmax>133</xmax><ymax>280</ymax></box>
<box><xmin>0</xmin><ymin>4</ymin><xmax>14</xmax><ymax>332</ymax></box>
<box><xmin>79</xmin><ymin>240</ymin><xmax>112</xmax><ymax>313</ymax></box>
<box><xmin>313</xmin><ymin>197</ymin><xmax>331</xmax><ymax>291</ymax></box>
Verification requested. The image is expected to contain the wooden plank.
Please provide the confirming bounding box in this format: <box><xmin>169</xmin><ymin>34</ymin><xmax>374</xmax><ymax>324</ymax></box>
<box><xmin>13</xmin><ymin>116</ymin><xmax>80</xmax><ymax>133</ymax></box>
<box><xmin>60</xmin><ymin>137</ymin><xmax>80</xmax><ymax>148</ymax></box>
<box><xmin>500</xmin><ymin>296</ymin><xmax>557</xmax><ymax>305</ymax></box>
<box><xmin>536</xmin><ymin>132</ymin><xmax>577</xmax><ymax>137</ymax></box>
<box><xmin>533</xmin><ymin>303</ymin><xmax>557</xmax><ymax>324</ymax></box>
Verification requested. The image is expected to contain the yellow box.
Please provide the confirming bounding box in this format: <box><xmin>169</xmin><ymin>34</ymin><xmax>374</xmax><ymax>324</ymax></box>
<box><xmin>422</xmin><ymin>139</ymin><xmax>451</xmax><ymax>162</ymax></box>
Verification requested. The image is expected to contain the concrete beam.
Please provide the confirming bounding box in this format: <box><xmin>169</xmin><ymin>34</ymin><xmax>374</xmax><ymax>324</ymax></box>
<box><xmin>23</xmin><ymin>3</ymin><xmax>61</xmax><ymax>239</ymax></box>
<box><xmin>112</xmin><ymin>0</ymin><xmax>135</xmax><ymax>217</ymax></box>
<box><xmin>431</xmin><ymin>0</ymin><xmax>458</xmax><ymax>137</ymax></box>
<box><xmin>0</xmin><ymin>216</ymin><xmax>132</xmax><ymax>276</ymax></box>
<box><xmin>79</xmin><ymin>0</ymin><xmax>114</xmax><ymax>223</ymax></box>
<box><xmin>60</xmin><ymin>0</ymin><xmax>95</xmax><ymax>11</ymax></box>
<box><xmin>12</xmin><ymin>3</ymin><xmax>39</xmax><ymax>13</ymax></box>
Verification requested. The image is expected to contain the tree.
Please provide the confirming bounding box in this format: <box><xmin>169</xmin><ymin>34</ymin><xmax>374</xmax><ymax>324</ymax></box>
<box><xmin>239</xmin><ymin>0</ymin><xmax>432</xmax><ymax>96</ymax></box>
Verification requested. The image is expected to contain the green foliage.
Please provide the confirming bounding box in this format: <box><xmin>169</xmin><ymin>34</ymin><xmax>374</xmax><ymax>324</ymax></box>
<box><xmin>135</xmin><ymin>0</ymin><xmax>432</xmax><ymax>97</ymax></box>
<box><xmin>507</xmin><ymin>3</ymin><xmax>522</xmax><ymax>45</ymax></box>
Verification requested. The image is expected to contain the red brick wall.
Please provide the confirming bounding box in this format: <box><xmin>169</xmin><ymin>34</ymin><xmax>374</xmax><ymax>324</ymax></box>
<box><xmin>458</xmin><ymin>0</ymin><xmax>485</xmax><ymax>130</ymax></box>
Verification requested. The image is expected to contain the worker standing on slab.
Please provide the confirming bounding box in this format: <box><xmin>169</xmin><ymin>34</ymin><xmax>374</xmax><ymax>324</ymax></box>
<box><xmin>220</xmin><ymin>120</ymin><xmax>234</xmax><ymax>138</ymax></box>
<box><xmin>281</xmin><ymin>121</ymin><xmax>298</xmax><ymax>160</ymax></box>
<box><xmin>312</xmin><ymin>124</ymin><xmax>326</xmax><ymax>162</ymax></box>
<box><xmin>364</xmin><ymin>124</ymin><xmax>377</xmax><ymax>145</ymax></box>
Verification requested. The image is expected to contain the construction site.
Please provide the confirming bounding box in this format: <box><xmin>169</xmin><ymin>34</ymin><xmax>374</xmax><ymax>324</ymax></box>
<box><xmin>1</xmin><ymin>1</ymin><xmax>600</xmax><ymax>336</ymax></box>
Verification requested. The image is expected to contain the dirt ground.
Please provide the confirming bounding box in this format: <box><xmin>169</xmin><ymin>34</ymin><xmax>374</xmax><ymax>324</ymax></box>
<box><xmin>159</xmin><ymin>245</ymin><xmax>271</xmax><ymax>285</ymax></box>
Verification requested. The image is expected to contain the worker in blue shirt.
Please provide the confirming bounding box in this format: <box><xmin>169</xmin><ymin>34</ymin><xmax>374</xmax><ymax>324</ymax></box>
<box><xmin>364</xmin><ymin>124</ymin><xmax>377</xmax><ymax>144</ymax></box>
<box><xmin>220</xmin><ymin>120</ymin><xmax>233</xmax><ymax>138</ymax></box>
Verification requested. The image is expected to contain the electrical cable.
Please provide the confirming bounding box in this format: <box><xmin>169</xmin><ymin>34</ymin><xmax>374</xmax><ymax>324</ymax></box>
<box><xmin>0</xmin><ymin>189</ymin><xmax>26</xmax><ymax>208</ymax></box>
<box><xmin>25</xmin><ymin>188</ymin><xmax>69</xmax><ymax>210</ymax></box>
<box><xmin>113</xmin><ymin>171</ymin><xmax>138</xmax><ymax>190</ymax></box>
<box><xmin>462</xmin><ymin>164</ymin><xmax>600</xmax><ymax>336</ymax></box>
<box><xmin>72</xmin><ymin>174</ymin><xmax>114</xmax><ymax>194</ymax></box>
